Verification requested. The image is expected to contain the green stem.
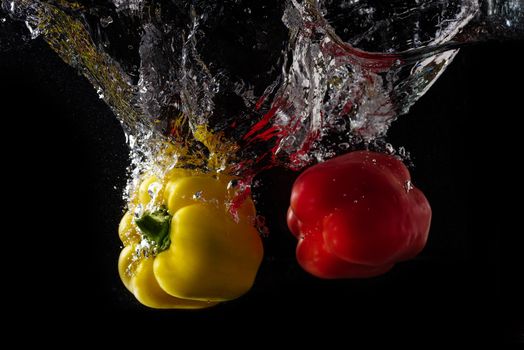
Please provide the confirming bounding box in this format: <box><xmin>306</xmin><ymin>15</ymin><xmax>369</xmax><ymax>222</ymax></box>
<box><xmin>135</xmin><ymin>206</ymin><xmax>172</xmax><ymax>252</ymax></box>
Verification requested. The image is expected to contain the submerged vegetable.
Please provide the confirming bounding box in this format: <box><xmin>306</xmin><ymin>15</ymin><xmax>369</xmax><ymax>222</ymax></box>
<box><xmin>287</xmin><ymin>151</ymin><xmax>432</xmax><ymax>279</ymax></box>
<box><xmin>118</xmin><ymin>169</ymin><xmax>263</xmax><ymax>309</ymax></box>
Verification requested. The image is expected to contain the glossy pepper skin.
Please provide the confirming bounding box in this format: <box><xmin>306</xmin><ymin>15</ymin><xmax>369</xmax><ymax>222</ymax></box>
<box><xmin>287</xmin><ymin>151</ymin><xmax>431</xmax><ymax>279</ymax></box>
<box><xmin>118</xmin><ymin>169</ymin><xmax>263</xmax><ymax>309</ymax></box>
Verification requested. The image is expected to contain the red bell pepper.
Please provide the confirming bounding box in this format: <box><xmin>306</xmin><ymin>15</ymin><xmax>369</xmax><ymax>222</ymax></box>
<box><xmin>287</xmin><ymin>150</ymin><xmax>431</xmax><ymax>278</ymax></box>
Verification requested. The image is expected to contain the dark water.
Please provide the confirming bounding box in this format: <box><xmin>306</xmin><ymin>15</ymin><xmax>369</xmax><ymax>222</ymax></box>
<box><xmin>2</xmin><ymin>38</ymin><xmax>523</xmax><ymax>343</ymax></box>
<box><xmin>1</xmin><ymin>1</ymin><xmax>523</xmax><ymax>342</ymax></box>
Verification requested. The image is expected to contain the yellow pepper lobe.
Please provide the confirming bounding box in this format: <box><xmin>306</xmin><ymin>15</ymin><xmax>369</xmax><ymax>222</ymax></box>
<box><xmin>154</xmin><ymin>204</ymin><xmax>263</xmax><ymax>302</ymax></box>
<box><xmin>118</xmin><ymin>245</ymin><xmax>136</xmax><ymax>292</ymax></box>
<box><xmin>118</xmin><ymin>246</ymin><xmax>215</xmax><ymax>309</ymax></box>
<box><xmin>131</xmin><ymin>257</ymin><xmax>216</xmax><ymax>309</ymax></box>
<box><xmin>137</xmin><ymin>175</ymin><xmax>160</xmax><ymax>206</ymax></box>
<box><xmin>118</xmin><ymin>211</ymin><xmax>140</xmax><ymax>245</ymax></box>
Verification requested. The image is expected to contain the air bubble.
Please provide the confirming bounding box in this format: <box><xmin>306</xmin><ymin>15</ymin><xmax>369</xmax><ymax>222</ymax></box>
<box><xmin>100</xmin><ymin>16</ymin><xmax>113</xmax><ymax>28</ymax></box>
<box><xmin>193</xmin><ymin>191</ymin><xmax>203</xmax><ymax>200</ymax></box>
<box><xmin>404</xmin><ymin>180</ymin><xmax>414</xmax><ymax>192</ymax></box>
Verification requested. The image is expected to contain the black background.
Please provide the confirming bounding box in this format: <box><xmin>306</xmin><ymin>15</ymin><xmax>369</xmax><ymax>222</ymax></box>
<box><xmin>1</xmin><ymin>38</ymin><xmax>523</xmax><ymax>344</ymax></box>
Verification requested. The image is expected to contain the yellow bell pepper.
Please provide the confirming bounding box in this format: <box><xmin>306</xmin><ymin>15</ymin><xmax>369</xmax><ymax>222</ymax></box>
<box><xmin>118</xmin><ymin>168</ymin><xmax>263</xmax><ymax>309</ymax></box>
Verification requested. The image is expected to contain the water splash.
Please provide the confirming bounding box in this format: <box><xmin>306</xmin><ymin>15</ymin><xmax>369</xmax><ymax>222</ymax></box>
<box><xmin>2</xmin><ymin>0</ymin><xmax>523</xmax><ymax>196</ymax></box>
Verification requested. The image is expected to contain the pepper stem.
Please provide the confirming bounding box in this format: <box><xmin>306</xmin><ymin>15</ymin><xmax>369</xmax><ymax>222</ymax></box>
<box><xmin>135</xmin><ymin>206</ymin><xmax>172</xmax><ymax>251</ymax></box>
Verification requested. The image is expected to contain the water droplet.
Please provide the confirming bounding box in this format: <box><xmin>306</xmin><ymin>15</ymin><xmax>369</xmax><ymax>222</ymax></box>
<box><xmin>134</xmin><ymin>204</ymin><xmax>143</xmax><ymax>218</ymax></box>
<box><xmin>227</xmin><ymin>179</ymin><xmax>238</xmax><ymax>190</ymax></box>
<box><xmin>100</xmin><ymin>16</ymin><xmax>113</xmax><ymax>28</ymax></box>
<box><xmin>96</xmin><ymin>87</ymin><xmax>105</xmax><ymax>99</ymax></box>
<box><xmin>193</xmin><ymin>191</ymin><xmax>203</xmax><ymax>200</ymax></box>
<box><xmin>148</xmin><ymin>182</ymin><xmax>161</xmax><ymax>199</ymax></box>
<box><xmin>385</xmin><ymin>143</ymin><xmax>395</xmax><ymax>154</ymax></box>
<box><xmin>24</xmin><ymin>20</ymin><xmax>40</xmax><ymax>39</ymax></box>
<box><xmin>404</xmin><ymin>180</ymin><xmax>414</xmax><ymax>192</ymax></box>
<box><xmin>255</xmin><ymin>215</ymin><xmax>269</xmax><ymax>236</ymax></box>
